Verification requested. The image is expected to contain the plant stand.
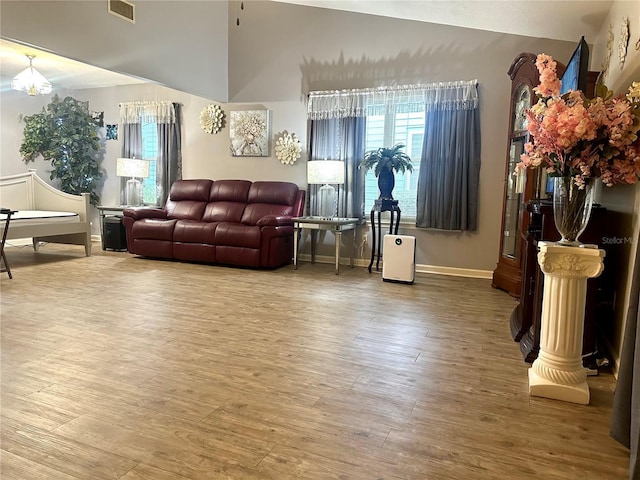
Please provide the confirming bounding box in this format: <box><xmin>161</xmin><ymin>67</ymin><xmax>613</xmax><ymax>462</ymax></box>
<box><xmin>368</xmin><ymin>199</ymin><xmax>400</xmax><ymax>273</ymax></box>
<box><xmin>528</xmin><ymin>241</ymin><xmax>605</xmax><ymax>404</ymax></box>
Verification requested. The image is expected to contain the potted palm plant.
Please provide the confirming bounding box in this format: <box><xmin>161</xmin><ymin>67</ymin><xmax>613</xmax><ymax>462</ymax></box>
<box><xmin>359</xmin><ymin>143</ymin><xmax>413</xmax><ymax>199</ymax></box>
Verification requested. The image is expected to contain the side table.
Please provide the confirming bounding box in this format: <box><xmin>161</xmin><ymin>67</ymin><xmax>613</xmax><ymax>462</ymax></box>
<box><xmin>97</xmin><ymin>206</ymin><xmax>128</xmax><ymax>251</ymax></box>
<box><xmin>293</xmin><ymin>216</ymin><xmax>359</xmax><ymax>275</ymax></box>
<box><xmin>368</xmin><ymin>199</ymin><xmax>401</xmax><ymax>273</ymax></box>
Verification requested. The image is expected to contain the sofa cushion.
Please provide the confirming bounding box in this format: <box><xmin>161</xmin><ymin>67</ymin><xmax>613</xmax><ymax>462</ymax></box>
<box><xmin>170</xmin><ymin>179</ymin><xmax>213</xmax><ymax>201</ymax></box>
<box><xmin>247</xmin><ymin>181</ymin><xmax>298</xmax><ymax>206</ymax></box>
<box><xmin>165</xmin><ymin>200</ymin><xmax>207</xmax><ymax>220</ymax></box>
<box><xmin>214</xmin><ymin>222</ymin><xmax>261</xmax><ymax>249</ymax></box>
<box><xmin>216</xmin><ymin>246</ymin><xmax>260</xmax><ymax>267</ymax></box>
<box><xmin>174</xmin><ymin>243</ymin><xmax>216</xmax><ymax>263</ymax></box>
<box><xmin>202</xmin><ymin>202</ymin><xmax>246</xmax><ymax>223</ymax></box>
<box><xmin>163</xmin><ymin>180</ymin><xmax>211</xmax><ymax>220</ymax></box>
<box><xmin>132</xmin><ymin>218</ymin><xmax>177</xmax><ymax>241</ymax></box>
<box><xmin>173</xmin><ymin>220</ymin><xmax>218</xmax><ymax>243</ymax></box>
<box><xmin>209</xmin><ymin>180</ymin><xmax>252</xmax><ymax>202</ymax></box>
<box><xmin>241</xmin><ymin>181</ymin><xmax>299</xmax><ymax>225</ymax></box>
<box><xmin>129</xmin><ymin>238</ymin><xmax>174</xmax><ymax>258</ymax></box>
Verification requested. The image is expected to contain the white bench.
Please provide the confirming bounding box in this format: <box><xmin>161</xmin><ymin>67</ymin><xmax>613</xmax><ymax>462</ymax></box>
<box><xmin>0</xmin><ymin>169</ymin><xmax>92</xmax><ymax>256</ymax></box>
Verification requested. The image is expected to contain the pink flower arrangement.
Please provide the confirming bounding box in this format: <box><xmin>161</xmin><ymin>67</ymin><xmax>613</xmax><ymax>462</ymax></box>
<box><xmin>516</xmin><ymin>54</ymin><xmax>640</xmax><ymax>188</ymax></box>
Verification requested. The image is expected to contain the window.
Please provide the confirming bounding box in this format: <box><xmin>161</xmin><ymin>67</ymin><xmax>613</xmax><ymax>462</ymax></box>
<box><xmin>364</xmin><ymin>111</ymin><xmax>425</xmax><ymax>217</ymax></box>
<box><xmin>120</xmin><ymin>101</ymin><xmax>181</xmax><ymax>207</ymax></box>
<box><xmin>308</xmin><ymin>81</ymin><xmax>479</xmax><ymax>229</ymax></box>
<box><xmin>141</xmin><ymin>121</ymin><xmax>158</xmax><ymax>205</ymax></box>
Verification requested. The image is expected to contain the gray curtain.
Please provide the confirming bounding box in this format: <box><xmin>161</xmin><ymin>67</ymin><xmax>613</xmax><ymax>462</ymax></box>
<box><xmin>611</xmin><ymin>237</ymin><xmax>640</xmax><ymax>480</ymax></box>
<box><xmin>119</xmin><ymin>123</ymin><xmax>142</xmax><ymax>205</ymax></box>
<box><xmin>308</xmin><ymin>116</ymin><xmax>366</xmax><ymax>219</ymax></box>
<box><xmin>119</xmin><ymin>101</ymin><xmax>181</xmax><ymax>207</ymax></box>
<box><xmin>156</xmin><ymin>103</ymin><xmax>182</xmax><ymax>205</ymax></box>
<box><xmin>416</xmin><ymin>106</ymin><xmax>481</xmax><ymax>230</ymax></box>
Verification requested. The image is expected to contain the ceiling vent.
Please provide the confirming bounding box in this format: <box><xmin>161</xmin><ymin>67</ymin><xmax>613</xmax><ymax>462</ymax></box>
<box><xmin>108</xmin><ymin>0</ymin><xmax>135</xmax><ymax>24</ymax></box>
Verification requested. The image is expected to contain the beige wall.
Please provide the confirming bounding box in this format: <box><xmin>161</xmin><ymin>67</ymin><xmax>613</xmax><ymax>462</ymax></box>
<box><xmin>591</xmin><ymin>0</ymin><xmax>640</xmax><ymax>94</ymax></box>
<box><xmin>0</xmin><ymin>85</ymin><xmax>308</xmax><ymax>236</ymax></box>
<box><xmin>228</xmin><ymin>1</ymin><xmax>577</xmax><ymax>271</ymax></box>
<box><xmin>590</xmin><ymin>0</ymin><xmax>640</xmax><ymax>366</ymax></box>
<box><xmin>0</xmin><ymin>0</ymin><xmax>578</xmax><ymax>273</ymax></box>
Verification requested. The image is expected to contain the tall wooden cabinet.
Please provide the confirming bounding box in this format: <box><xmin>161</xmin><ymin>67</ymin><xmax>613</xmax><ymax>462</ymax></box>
<box><xmin>492</xmin><ymin>54</ymin><xmax>600</xmax><ymax>298</ymax></box>
<box><xmin>493</xmin><ymin>53</ymin><xmax>609</xmax><ymax>366</ymax></box>
<box><xmin>492</xmin><ymin>53</ymin><xmax>542</xmax><ymax>297</ymax></box>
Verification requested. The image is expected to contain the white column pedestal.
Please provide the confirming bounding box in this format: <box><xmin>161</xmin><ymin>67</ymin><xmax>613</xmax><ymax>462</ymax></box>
<box><xmin>528</xmin><ymin>241</ymin><xmax>605</xmax><ymax>404</ymax></box>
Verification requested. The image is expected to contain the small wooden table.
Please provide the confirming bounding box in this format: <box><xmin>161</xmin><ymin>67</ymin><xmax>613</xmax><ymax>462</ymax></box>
<box><xmin>293</xmin><ymin>216</ymin><xmax>359</xmax><ymax>275</ymax></box>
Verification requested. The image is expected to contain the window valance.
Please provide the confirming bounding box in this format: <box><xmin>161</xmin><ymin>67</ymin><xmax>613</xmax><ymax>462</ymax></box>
<box><xmin>119</xmin><ymin>101</ymin><xmax>177</xmax><ymax>124</ymax></box>
<box><xmin>307</xmin><ymin>80</ymin><xmax>479</xmax><ymax>120</ymax></box>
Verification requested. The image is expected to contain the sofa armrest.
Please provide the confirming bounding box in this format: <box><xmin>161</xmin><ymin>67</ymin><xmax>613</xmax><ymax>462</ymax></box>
<box><xmin>256</xmin><ymin>215</ymin><xmax>293</xmax><ymax>227</ymax></box>
<box><xmin>123</xmin><ymin>207</ymin><xmax>168</xmax><ymax>220</ymax></box>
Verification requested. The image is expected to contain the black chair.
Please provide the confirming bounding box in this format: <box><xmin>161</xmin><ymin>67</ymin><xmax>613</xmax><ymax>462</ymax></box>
<box><xmin>1</xmin><ymin>208</ymin><xmax>14</xmax><ymax>279</ymax></box>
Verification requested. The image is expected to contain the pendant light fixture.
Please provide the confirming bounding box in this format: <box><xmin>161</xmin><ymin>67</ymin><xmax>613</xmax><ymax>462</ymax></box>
<box><xmin>11</xmin><ymin>54</ymin><xmax>52</xmax><ymax>96</ymax></box>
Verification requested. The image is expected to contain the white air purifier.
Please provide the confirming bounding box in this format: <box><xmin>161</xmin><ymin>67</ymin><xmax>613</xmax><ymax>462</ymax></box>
<box><xmin>382</xmin><ymin>234</ymin><xmax>416</xmax><ymax>284</ymax></box>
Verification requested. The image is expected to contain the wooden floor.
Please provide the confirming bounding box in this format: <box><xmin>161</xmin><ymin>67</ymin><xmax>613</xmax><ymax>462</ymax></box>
<box><xmin>0</xmin><ymin>243</ymin><xmax>630</xmax><ymax>479</ymax></box>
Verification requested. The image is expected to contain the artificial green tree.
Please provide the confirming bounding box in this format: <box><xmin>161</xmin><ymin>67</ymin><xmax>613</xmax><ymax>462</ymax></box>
<box><xmin>20</xmin><ymin>94</ymin><xmax>105</xmax><ymax>205</ymax></box>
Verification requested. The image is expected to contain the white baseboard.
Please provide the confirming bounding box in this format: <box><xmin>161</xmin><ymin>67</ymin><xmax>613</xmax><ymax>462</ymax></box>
<box><xmin>296</xmin><ymin>254</ymin><xmax>492</xmax><ymax>279</ymax></box>
<box><xmin>416</xmin><ymin>264</ymin><xmax>493</xmax><ymax>279</ymax></box>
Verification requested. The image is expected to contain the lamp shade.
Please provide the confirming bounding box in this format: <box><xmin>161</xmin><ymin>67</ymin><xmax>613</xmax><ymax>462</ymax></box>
<box><xmin>116</xmin><ymin>158</ymin><xmax>150</xmax><ymax>178</ymax></box>
<box><xmin>11</xmin><ymin>55</ymin><xmax>52</xmax><ymax>96</ymax></box>
<box><xmin>307</xmin><ymin>160</ymin><xmax>345</xmax><ymax>185</ymax></box>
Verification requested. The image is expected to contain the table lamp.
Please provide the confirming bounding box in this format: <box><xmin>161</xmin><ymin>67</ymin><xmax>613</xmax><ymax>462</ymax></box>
<box><xmin>307</xmin><ymin>160</ymin><xmax>345</xmax><ymax>218</ymax></box>
<box><xmin>116</xmin><ymin>157</ymin><xmax>150</xmax><ymax>206</ymax></box>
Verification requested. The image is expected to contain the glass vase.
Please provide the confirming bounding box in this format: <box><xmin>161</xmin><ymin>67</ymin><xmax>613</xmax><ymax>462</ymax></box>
<box><xmin>553</xmin><ymin>176</ymin><xmax>594</xmax><ymax>246</ymax></box>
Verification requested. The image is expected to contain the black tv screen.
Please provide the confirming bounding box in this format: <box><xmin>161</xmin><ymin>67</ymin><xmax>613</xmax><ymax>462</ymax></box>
<box><xmin>560</xmin><ymin>36</ymin><xmax>589</xmax><ymax>94</ymax></box>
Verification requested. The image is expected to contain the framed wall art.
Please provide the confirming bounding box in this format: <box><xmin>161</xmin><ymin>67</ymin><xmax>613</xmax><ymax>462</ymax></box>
<box><xmin>229</xmin><ymin>110</ymin><xmax>269</xmax><ymax>157</ymax></box>
<box><xmin>91</xmin><ymin>111</ymin><xmax>104</xmax><ymax>127</ymax></box>
<box><xmin>274</xmin><ymin>130</ymin><xmax>301</xmax><ymax>165</ymax></box>
<box><xmin>106</xmin><ymin>124</ymin><xmax>118</xmax><ymax>140</ymax></box>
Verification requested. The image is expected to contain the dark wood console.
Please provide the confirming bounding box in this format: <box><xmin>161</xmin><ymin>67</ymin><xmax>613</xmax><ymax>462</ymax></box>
<box><xmin>510</xmin><ymin>199</ymin><xmax>611</xmax><ymax>363</ymax></box>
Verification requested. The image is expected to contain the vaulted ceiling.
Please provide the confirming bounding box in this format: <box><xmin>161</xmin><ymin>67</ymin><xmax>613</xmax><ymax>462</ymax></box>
<box><xmin>0</xmin><ymin>0</ymin><xmax>613</xmax><ymax>93</ymax></box>
<box><xmin>273</xmin><ymin>0</ymin><xmax>613</xmax><ymax>43</ymax></box>
<box><xmin>0</xmin><ymin>38</ymin><xmax>147</xmax><ymax>92</ymax></box>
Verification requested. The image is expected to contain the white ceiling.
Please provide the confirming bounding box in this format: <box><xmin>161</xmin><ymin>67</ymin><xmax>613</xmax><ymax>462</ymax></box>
<box><xmin>0</xmin><ymin>0</ymin><xmax>613</xmax><ymax>93</ymax></box>
<box><xmin>274</xmin><ymin>0</ymin><xmax>614</xmax><ymax>43</ymax></box>
<box><xmin>0</xmin><ymin>39</ymin><xmax>147</xmax><ymax>92</ymax></box>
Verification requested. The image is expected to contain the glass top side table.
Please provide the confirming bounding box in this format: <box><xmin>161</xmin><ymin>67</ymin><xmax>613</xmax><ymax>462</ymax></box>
<box><xmin>293</xmin><ymin>216</ymin><xmax>359</xmax><ymax>275</ymax></box>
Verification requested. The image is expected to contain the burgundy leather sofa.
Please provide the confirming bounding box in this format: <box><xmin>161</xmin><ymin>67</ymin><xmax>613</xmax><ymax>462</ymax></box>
<box><xmin>122</xmin><ymin>179</ymin><xmax>305</xmax><ymax>268</ymax></box>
